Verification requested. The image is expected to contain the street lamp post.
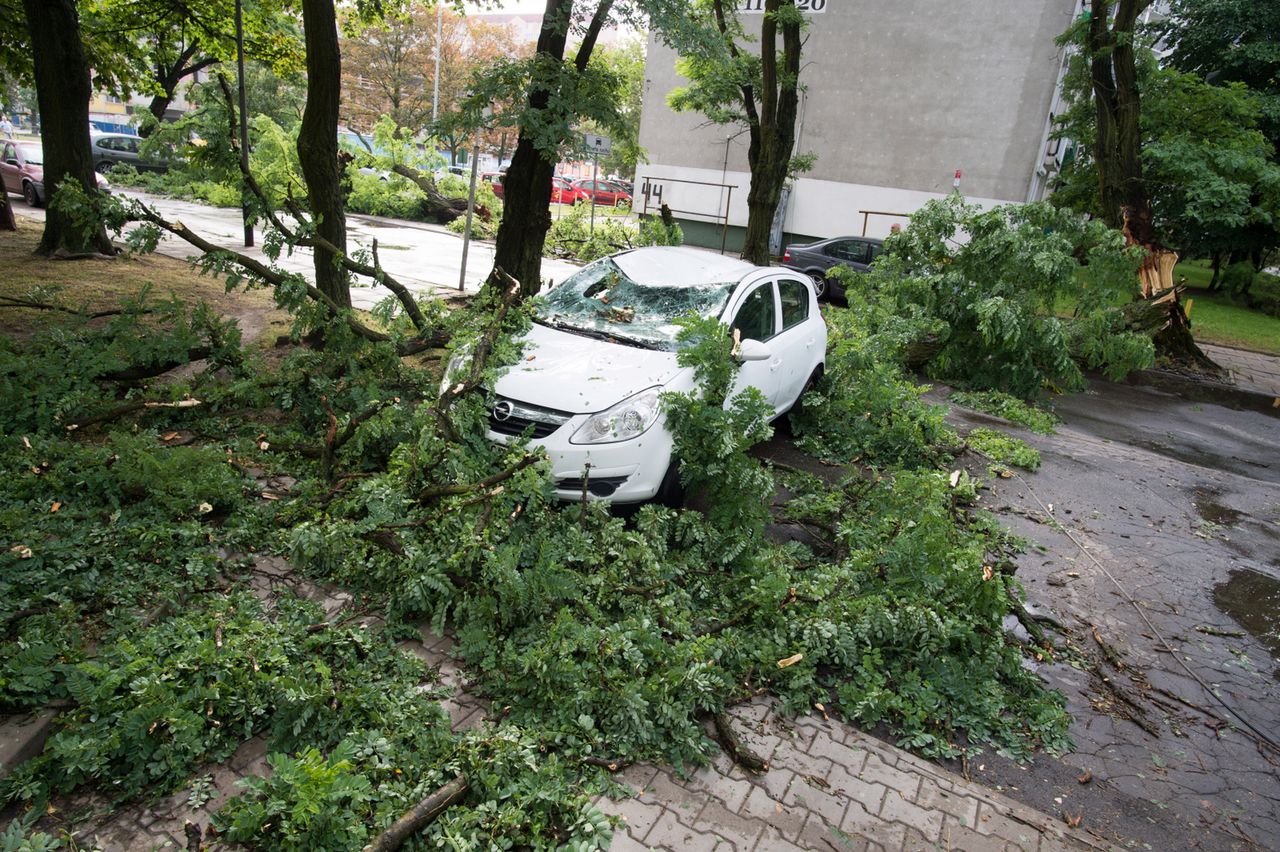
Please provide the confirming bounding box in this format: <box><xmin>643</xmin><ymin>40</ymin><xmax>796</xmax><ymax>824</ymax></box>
<box><xmin>234</xmin><ymin>0</ymin><xmax>253</xmax><ymax>247</ymax></box>
<box><xmin>458</xmin><ymin>106</ymin><xmax>493</xmax><ymax>292</ymax></box>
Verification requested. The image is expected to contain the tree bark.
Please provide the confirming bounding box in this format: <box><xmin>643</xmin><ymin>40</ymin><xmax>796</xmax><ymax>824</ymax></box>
<box><xmin>740</xmin><ymin>0</ymin><xmax>800</xmax><ymax>265</ymax></box>
<box><xmin>297</xmin><ymin>0</ymin><xmax>351</xmax><ymax>308</ymax></box>
<box><xmin>491</xmin><ymin>0</ymin><xmax>575</xmax><ymax>298</ymax></box>
<box><xmin>143</xmin><ymin>41</ymin><xmax>218</xmax><ymax>134</ymax></box>
<box><xmin>0</xmin><ymin>191</ymin><xmax>15</xmax><ymax>231</ymax></box>
<box><xmin>22</xmin><ymin>0</ymin><xmax>114</xmax><ymax>256</ymax></box>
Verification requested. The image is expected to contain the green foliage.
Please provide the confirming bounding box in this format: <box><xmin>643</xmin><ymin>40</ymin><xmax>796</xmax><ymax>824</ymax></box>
<box><xmin>662</xmin><ymin>315</ymin><xmax>775</xmax><ymax>559</ymax></box>
<box><xmin>791</xmin><ymin>293</ymin><xmax>954</xmax><ymax>468</ymax></box>
<box><xmin>949</xmin><ymin>391</ymin><xmax>1061</xmax><ymax>435</ymax></box>
<box><xmin>0</xmin><ymin>814</ymin><xmax>62</xmax><ymax>852</ymax></box>
<box><xmin>545</xmin><ymin>205</ymin><xmax>681</xmax><ymax>263</ymax></box>
<box><xmin>0</xmin><ymin>287</ymin><xmax>241</xmax><ymax>435</ymax></box>
<box><xmin>867</xmin><ymin>197</ymin><xmax>1154</xmax><ymax>396</ymax></box>
<box><xmin>1248</xmin><ymin>271</ymin><xmax>1280</xmax><ymax>318</ymax></box>
<box><xmin>966</xmin><ymin>428</ymin><xmax>1042</xmax><ymax>472</ymax></box>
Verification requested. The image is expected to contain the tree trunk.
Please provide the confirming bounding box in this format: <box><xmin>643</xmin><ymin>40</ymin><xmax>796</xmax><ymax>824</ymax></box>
<box><xmin>0</xmin><ymin>191</ymin><xmax>16</xmax><ymax>231</ymax></box>
<box><xmin>22</xmin><ymin>0</ymin><xmax>113</xmax><ymax>256</ymax></box>
<box><xmin>297</xmin><ymin>0</ymin><xmax>351</xmax><ymax>308</ymax></box>
<box><xmin>739</xmin><ymin>0</ymin><xmax>801</xmax><ymax>265</ymax></box>
<box><xmin>491</xmin><ymin>0</ymin><xmax>577</xmax><ymax>298</ymax></box>
<box><xmin>143</xmin><ymin>47</ymin><xmax>217</xmax><ymax>136</ymax></box>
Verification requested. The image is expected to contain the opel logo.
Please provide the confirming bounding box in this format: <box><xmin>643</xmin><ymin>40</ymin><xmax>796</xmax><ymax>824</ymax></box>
<box><xmin>492</xmin><ymin>400</ymin><xmax>514</xmax><ymax>421</ymax></box>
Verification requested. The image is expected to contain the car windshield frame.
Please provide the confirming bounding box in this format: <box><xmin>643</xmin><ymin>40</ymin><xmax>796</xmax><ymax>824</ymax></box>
<box><xmin>535</xmin><ymin>258</ymin><xmax>738</xmax><ymax>351</ymax></box>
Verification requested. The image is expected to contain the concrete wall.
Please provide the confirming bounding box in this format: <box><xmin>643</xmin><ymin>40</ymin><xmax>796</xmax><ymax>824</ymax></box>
<box><xmin>636</xmin><ymin>0</ymin><xmax>1076</xmax><ymax>242</ymax></box>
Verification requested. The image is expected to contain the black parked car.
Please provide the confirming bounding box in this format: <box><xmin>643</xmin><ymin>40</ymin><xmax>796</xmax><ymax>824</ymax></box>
<box><xmin>781</xmin><ymin>236</ymin><xmax>884</xmax><ymax>301</ymax></box>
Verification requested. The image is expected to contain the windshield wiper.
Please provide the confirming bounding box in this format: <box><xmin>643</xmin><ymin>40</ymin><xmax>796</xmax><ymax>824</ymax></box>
<box><xmin>536</xmin><ymin>317</ymin><xmax>666</xmax><ymax>350</ymax></box>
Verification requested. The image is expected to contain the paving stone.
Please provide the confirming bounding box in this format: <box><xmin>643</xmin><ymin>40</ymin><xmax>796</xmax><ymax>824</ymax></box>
<box><xmin>856</xmin><ymin>753</ymin><xmax>922</xmax><ymax>803</ymax></box>
<box><xmin>900</xmin><ymin>824</ymin><xmax>938</xmax><ymax>851</ymax></box>
<box><xmin>808</xmin><ymin>729</ymin><xmax>865</xmax><ymax>773</ymax></box>
<box><xmin>879</xmin><ymin>788</ymin><xmax>943</xmax><ymax>843</ymax></box>
<box><xmin>841</xmin><ymin>799</ymin><xmax>906</xmax><ymax>850</ymax></box>
<box><xmin>797</xmin><ymin>814</ymin><xmax>871</xmax><ymax>852</ymax></box>
<box><xmin>756</xmin><ymin>765</ymin><xmax>795</xmax><ymax>802</ymax></box>
<box><xmin>687</xmin><ymin>762</ymin><xmax>754</xmax><ymax>812</ymax></box>
<box><xmin>618</xmin><ymin>762</ymin><xmax>660</xmax><ymax>791</ymax></box>
<box><xmin>769</xmin><ymin>741</ymin><xmax>835</xmax><ymax>782</ymax></box>
<box><xmin>694</xmin><ymin>798</ymin><xmax>766</xmax><ymax>850</ymax></box>
<box><xmin>609</xmin><ymin>831</ymin><xmax>658</xmax><ymax>852</ymax></box>
<box><xmin>596</xmin><ymin>792</ymin><xmax>667</xmax><ymax>841</ymax></box>
<box><xmin>782</xmin><ymin>773</ymin><xmax>848</xmax><ymax>829</ymax></box>
<box><xmin>228</xmin><ymin>734</ymin><xmax>269</xmax><ymax>773</ymax></box>
<box><xmin>644</xmin><ymin>808</ymin><xmax>721</xmax><ymax>851</ymax></box>
<box><xmin>915</xmin><ymin>779</ymin><xmax>979</xmax><ymax>827</ymax></box>
<box><xmin>642</xmin><ymin>768</ymin><xmax>711</xmax><ymax>815</ymax></box>
<box><xmin>740</xmin><ymin>785</ymin><xmax>805</xmax><ymax>841</ymax></box>
<box><xmin>827</xmin><ymin>762</ymin><xmax>889</xmax><ymax>816</ymax></box>
<box><xmin>972</xmin><ymin>802</ymin><xmax>1043</xmax><ymax>849</ymax></box>
<box><xmin>0</xmin><ymin>710</ymin><xmax>57</xmax><ymax>782</ymax></box>
<box><xmin>939</xmin><ymin>815</ymin><xmax>1009</xmax><ymax>852</ymax></box>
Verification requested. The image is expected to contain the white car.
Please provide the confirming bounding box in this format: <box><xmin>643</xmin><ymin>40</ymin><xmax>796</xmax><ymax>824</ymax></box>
<box><xmin>482</xmin><ymin>246</ymin><xmax>827</xmax><ymax>503</ymax></box>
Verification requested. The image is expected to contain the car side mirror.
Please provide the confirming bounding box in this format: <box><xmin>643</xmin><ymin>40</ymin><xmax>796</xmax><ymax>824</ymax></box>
<box><xmin>736</xmin><ymin>338</ymin><xmax>772</xmax><ymax>363</ymax></box>
<box><xmin>4</xmin><ymin>159</ymin><xmax>16</xmax><ymax>166</ymax></box>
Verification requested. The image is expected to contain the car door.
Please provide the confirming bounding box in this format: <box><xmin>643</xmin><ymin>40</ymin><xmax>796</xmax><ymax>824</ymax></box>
<box><xmin>772</xmin><ymin>276</ymin><xmax>821</xmax><ymax>406</ymax></box>
<box><xmin>1</xmin><ymin>142</ymin><xmax>16</xmax><ymax>193</ymax></box>
<box><xmin>725</xmin><ymin>279</ymin><xmax>783</xmax><ymax>411</ymax></box>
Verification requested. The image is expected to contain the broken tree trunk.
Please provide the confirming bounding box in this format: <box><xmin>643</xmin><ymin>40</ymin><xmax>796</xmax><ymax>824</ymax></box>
<box><xmin>362</xmin><ymin>774</ymin><xmax>468</xmax><ymax>852</ymax></box>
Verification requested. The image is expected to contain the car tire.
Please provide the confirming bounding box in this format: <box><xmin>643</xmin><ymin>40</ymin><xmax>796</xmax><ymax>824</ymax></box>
<box><xmin>22</xmin><ymin>181</ymin><xmax>40</xmax><ymax>207</ymax></box>
<box><xmin>808</xmin><ymin>272</ymin><xmax>828</xmax><ymax>301</ymax></box>
<box><xmin>94</xmin><ymin>160</ymin><xmax>113</xmax><ymax>175</ymax></box>
<box><xmin>785</xmin><ymin>365</ymin><xmax>824</xmax><ymax>433</ymax></box>
<box><xmin>654</xmin><ymin>460</ymin><xmax>685</xmax><ymax>509</ymax></box>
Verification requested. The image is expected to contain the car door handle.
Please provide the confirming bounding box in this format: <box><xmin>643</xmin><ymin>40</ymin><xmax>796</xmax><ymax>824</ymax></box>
<box><xmin>769</xmin><ymin>358</ymin><xmax>782</xmax><ymax>370</ymax></box>
<box><xmin>805</xmin><ymin>337</ymin><xmax>815</xmax><ymax>348</ymax></box>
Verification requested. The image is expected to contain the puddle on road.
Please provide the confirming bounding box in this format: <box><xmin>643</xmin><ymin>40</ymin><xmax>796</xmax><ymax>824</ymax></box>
<box><xmin>1193</xmin><ymin>489</ymin><xmax>1245</xmax><ymax>526</ymax></box>
<box><xmin>1212</xmin><ymin>569</ymin><xmax>1280</xmax><ymax>679</ymax></box>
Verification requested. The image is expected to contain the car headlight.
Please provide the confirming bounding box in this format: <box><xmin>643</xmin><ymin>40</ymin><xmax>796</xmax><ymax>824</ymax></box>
<box><xmin>570</xmin><ymin>387</ymin><xmax>663</xmax><ymax>444</ymax></box>
<box><xmin>438</xmin><ymin>346</ymin><xmax>472</xmax><ymax>397</ymax></box>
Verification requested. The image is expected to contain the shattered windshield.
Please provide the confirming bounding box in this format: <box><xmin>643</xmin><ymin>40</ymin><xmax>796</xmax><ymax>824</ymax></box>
<box><xmin>536</xmin><ymin>258</ymin><xmax>735</xmax><ymax>350</ymax></box>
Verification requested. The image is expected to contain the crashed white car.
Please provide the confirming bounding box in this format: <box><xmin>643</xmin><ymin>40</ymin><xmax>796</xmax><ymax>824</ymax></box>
<box><xmin>482</xmin><ymin>246</ymin><xmax>827</xmax><ymax>503</ymax></box>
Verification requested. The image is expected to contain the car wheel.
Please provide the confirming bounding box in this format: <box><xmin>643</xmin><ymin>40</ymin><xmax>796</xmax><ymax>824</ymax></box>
<box><xmin>808</xmin><ymin>273</ymin><xmax>828</xmax><ymax>301</ymax></box>
<box><xmin>785</xmin><ymin>365</ymin><xmax>824</xmax><ymax>433</ymax></box>
<box><xmin>22</xmin><ymin>181</ymin><xmax>40</xmax><ymax>207</ymax></box>
<box><xmin>94</xmin><ymin>160</ymin><xmax>113</xmax><ymax>175</ymax></box>
<box><xmin>653</xmin><ymin>460</ymin><xmax>685</xmax><ymax>509</ymax></box>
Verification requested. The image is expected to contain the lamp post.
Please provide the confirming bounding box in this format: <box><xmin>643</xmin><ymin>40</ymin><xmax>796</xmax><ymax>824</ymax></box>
<box><xmin>432</xmin><ymin>4</ymin><xmax>442</xmax><ymax>124</ymax></box>
<box><xmin>458</xmin><ymin>106</ymin><xmax>493</xmax><ymax>292</ymax></box>
<box><xmin>235</xmin><ymin>0</ymin><xmax>252</xmax><ymax>247</ymax></box>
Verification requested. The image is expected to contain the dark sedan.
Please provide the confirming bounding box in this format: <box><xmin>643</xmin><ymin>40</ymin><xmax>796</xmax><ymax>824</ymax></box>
<box><xmin>781</xmin><ymin>236</ymin><xmax>884</xmax><ymax>301</ymax></box>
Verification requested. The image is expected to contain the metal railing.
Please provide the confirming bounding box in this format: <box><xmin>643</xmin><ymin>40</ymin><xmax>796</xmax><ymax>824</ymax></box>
<box><xmin>638</xmin><ymin>175</ymin><xmax>737</xmax><ymax>254</ymax></box>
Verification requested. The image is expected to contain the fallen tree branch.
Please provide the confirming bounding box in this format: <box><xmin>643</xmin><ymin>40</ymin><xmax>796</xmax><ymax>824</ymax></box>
<box><xmin>66</xmin><ymin>397</ymin><xmax>202</xmax><ymax>431</ymax></box>
<box><xmin>418</xmin><ymin>454</ymin><xmax>539</xmax><ymax>503</ymax></box>
<box><xmin>96</xmin><ymin>347</ymin><xmax>213</xmax><ymax>381</ymax></box>
<box><xmin>0</xmin><ymin>295</ymin><xmax>150</xmax><ymax>319</ymax></box>
<box><xmin>710</xmin><ymin>712</ymin><xmax>769</xmax><ymax>773</ymax></box>
<box><xmin>362</xmin><ymin>774</ymin><xmax>469</xmax><ymax>852</ymax></box>
<box><xmin>581</xmin><ymin>755</ymin><xmax>633</xmax><ymax>771</ymax></box>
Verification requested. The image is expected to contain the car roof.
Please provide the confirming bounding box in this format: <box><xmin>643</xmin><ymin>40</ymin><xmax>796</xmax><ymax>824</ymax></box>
<box><xmin>610</xmin><ymin>246</ymin><xmax>757</xmax><ymax>286</ymax></box>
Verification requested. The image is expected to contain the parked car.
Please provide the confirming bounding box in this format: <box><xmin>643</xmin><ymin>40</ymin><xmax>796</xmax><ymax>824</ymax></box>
<box><xmin>2</xmin><ymin>140</ymin><xmax>110</xmax><ymax>207</ymax></box>
<box><xmin>781</xmin><ymin>236</ymin><xmax>885</xmax><ymax>301</ymax></box>
<box><xmin>481</xmin><ymin>171</ymin><xmax>504</xmax><ymax>198</ymax></box>
<box><xmin>453</xmin><ymin>246</ymin><xmax>827</xmax><ymax>504</ymax></box>
<box><xmin>572</xmin><ymin>178</ymin><xmax>632</xmax><ymax>207</ymax></box>
<box><xmin>551</xmin><ymin>176</ymin><xmax>587</xmax><ymax>204</ymax></box>
<box><xmin>90</xmin><ymin>132</ymin><xmax>169</xmax><ymax>174</ymax></box>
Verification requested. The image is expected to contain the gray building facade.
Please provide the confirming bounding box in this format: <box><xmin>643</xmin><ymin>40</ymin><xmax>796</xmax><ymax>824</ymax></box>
<box><xmin>635</xmin><ymin>0</ymin><xmax>1077</xmax><ymax>249</ymax></box>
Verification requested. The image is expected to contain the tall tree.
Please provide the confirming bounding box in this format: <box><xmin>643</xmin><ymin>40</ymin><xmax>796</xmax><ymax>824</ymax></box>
<box><xmin>667</xmin><ymin>0</ymin><xmax>804</xmax><ymax>265</ymax></box>
<box><xmin>20</xmin><ymin>0</ymin><xmax>113</xmax><ymax>255</ymax></box>
<box><xmin>1063</xmin><ymin>0</ymin><xmax>1215</xmax><ymax>367</ymax></box>
<box><xmin>1160</xmin><ymin>0</ymin><xmax>1280</xmax><ymax>151</ymax></box>
<box><xmin>579</xmin><ymin>38</ymin><xmax>646</xmax><ymax>178</ymax></box>
<box><xmin>489</xmin><ymin>0</ymin><xmax>613</xmax><ymax>297</ymax></box>
<box><xmin>297</xmin><ymin>0</ymin><xmax>349</xmax><ymax>308</ymax></box>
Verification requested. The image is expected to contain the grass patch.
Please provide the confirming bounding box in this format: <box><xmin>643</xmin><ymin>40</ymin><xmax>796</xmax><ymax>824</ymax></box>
<box><xmin>949</xmin><ymin>391</ymin><xmax>1061</xmax><ymax>435</ymax></box>
<box><xmin>0</xmin><ymin>217</ymin><xmax>288</xmax><ymax>344</ymax></box>
<box><xmin>1172</xmin><ymin>260</ymin><xmax>1280</xmax><ymax>355</ymax></box>
<box><xmin>966</xmin><ymin>428</ymin><xmax>1042</xmax><ymax>471</ymax></box>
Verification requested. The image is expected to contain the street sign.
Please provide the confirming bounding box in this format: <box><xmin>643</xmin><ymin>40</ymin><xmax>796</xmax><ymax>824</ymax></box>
<box><xmin>584</xmin><ymin>133</ymin><xmax>612</xmax><ymax>155</ymax></box>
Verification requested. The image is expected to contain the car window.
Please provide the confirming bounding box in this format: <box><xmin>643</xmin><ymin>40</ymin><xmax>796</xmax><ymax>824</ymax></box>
<box><xmin>832</xmin><ymin>240</ymin><xmax>870</xmax><ymax>263</ymax></box>
<box><xmin>17</xmin><ymin>144</ymin><xmax>40</xmax><ymax>164</ymax></box>
<box><xmin>731</xmin><ymin>283</ymin><xmax>777</xmax><ymax>343</ymax></box>
<box><xmin>124</xmin><ymin>138</ymin><xmax>139</xmax><ymax>154</ymax></box>
<box><xmin>777</xmin><ymin>279</ymin><xmax>809</xmax><ymax>330</ymax></box>
<box><xmin>2</xmin><ymin>143</ymin><xmax>14</xmax><ymax>161</ymax></box>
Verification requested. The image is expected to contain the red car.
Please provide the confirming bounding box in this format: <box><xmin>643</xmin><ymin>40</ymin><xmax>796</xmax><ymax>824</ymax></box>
<box><xmin>551</xmin><ymin>176</ymin><xmax>586</xmax><ymax>204</ymax></box>
<box><xmin>2</xmin><ymin>140</ymin><xmax>110</xmax><ymax>207</ymax></box>
<box><xmin>480</xmin><ymin>171</ymin><xmax>504</xmax><ymax>199</ymax></box>
<box><xmin>572</xmin><ymin>178</ymin><xmax>632</xmax><ymax>207</ymax></box>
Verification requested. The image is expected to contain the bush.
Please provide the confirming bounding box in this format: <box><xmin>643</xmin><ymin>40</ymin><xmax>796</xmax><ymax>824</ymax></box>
<box><xmin>1247</xmin><ymin>270</ymin><xmax>1280</xmax><ymax>318</ymax></box>
<box><xmin>949</xmin><ymin>390</ymin><xmax>1060</xmax><ymax>435</ymax></box>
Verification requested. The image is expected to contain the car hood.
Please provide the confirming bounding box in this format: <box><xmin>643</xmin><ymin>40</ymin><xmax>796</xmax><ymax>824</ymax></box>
<box><xmin>494</xmin><ymin>322</ymin><xmax>688</xmax><ymax>414</ymax></box>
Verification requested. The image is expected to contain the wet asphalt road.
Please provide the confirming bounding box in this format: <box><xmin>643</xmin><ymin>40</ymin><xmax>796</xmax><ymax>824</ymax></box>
<box><xmin>943</xmin><ymin>380</ymin><xmax>1280</xmax><ymax>850</ymax></box>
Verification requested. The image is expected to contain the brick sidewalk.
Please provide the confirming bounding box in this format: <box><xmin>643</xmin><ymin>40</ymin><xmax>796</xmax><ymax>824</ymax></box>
<box><xmin>597</xmin><ymin>698</ymin><xmax>1112</xmax><ymax>852</ymax></box>
<box><xmin>1201</xmin><ymin>343</ymin><xmax>1280</xmax><ymax>398</ymax></box>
